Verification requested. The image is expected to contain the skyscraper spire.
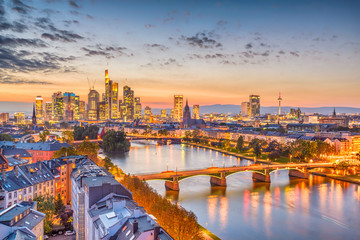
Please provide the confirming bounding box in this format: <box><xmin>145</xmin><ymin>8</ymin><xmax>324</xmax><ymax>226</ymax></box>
<box><xmin>333</xmin><ymin>107</ymin><xmax>336</xmax><ymax>117</ymax></box>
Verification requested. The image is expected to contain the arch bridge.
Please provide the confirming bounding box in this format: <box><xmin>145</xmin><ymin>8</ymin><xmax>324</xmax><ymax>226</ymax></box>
<box><xmin>135</xmin><ymin>163</ymin><xmax>337</xmax><ymax>191</ymax></box>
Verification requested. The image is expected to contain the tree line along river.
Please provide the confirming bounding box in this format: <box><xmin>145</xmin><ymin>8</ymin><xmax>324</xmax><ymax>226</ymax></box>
<box><xmin>107</xmin><ymin>141</ymin><xmax>360</xmax><ymax>240</ymax></box>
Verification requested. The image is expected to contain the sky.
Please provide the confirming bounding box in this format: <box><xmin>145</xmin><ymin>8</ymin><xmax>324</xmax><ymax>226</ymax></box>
<box><xmin>0</xmin><ymin>0</ymin><xmax>359</xmax><ymax>111</ymax></box>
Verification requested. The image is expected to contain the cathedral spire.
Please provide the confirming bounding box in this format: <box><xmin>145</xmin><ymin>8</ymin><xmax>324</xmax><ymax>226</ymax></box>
<box><xmin>333</xmin><ymin>107</ymin><xmax>336</xmax><ymax>117</ymax></box>
<box><xmin>32</xmin><ymin>103</ymin><xmax>37</xmax><ymax>125</ymax></box>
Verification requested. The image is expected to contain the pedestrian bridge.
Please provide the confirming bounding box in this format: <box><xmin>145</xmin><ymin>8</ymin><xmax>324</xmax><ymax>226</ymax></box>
<box><xmin>135</xmin><ymin>163</ymin><xmax>336</xmax><ymax>191</ymax></box>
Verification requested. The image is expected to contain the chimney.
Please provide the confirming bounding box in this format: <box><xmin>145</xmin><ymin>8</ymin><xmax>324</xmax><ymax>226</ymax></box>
<box><xmin>132</xmin><ymin>220</ymin><xmax>138</xmax><ymax>233</ymax></box>
<box><xmin>153</xmin><ymin>226</ymin><xmax>160</xmax><ymax>240</ymax></box>
<box><xmin>15</xmin><ymin>166</ymin><xmax>19</xmax><ymax>178</ymax></box>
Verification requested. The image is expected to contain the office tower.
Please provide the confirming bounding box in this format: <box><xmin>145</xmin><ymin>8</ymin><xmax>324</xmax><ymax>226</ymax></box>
<box><xmin>35</xmin><ymin>96</ymin><xmax>43</xmax><ymax>123</ymax></box>
<box><xmin>278</xmin><ymin>92</ymin><xmax>282</xmax><ymax>115</ymax></box>
<box><xmin>102</xmin><ymin>93</ymin><xmax>105</xmax><ymax>102</ymax></box>
<box><xmin>241</xmin><ymin>102</ymin><xmax>250</xmax><ymax>116</ymax></box>
<box><xmin>123</xmin><ymin>85</ymin><xmax>134</xmax><ymax>121</ymax></box>
<box><xmin>97</xmin><ymin>101</ymin><xmax>106</xmax><ymax>121</ymax></box>
<box><xmin>171</xmin><ymin>109</ymin><xmax>174</xmax><ymax>119</ymax></box>
<box><xmin>119</xmin><ymin>102</ymin><xmax>127</xmax><ymax>120</ymax></box>
<box><xmin>111</xmin><ymin>82</ymin><xmax>119</xmax><ymax>119</ymax></box>
<box><xmin>44</xmin><ymin>102</ymin><xmax>52</xmax><ymax>121</ymax></box>
<box><xmin>0</xmin><ymin>113</ymin><xmax>9</xmax><ymax>123</ymax></box>
<box><xmin>144</xmin><ymin>106</ymin><xmax>152</xmax><ymax>121</ymax></box>
<box><xmin>249</xmin><ymin>95</ymin><xmax>260</xmax><ymax>117</ymax></box>
<box><xmin>88</xmin><ymin>89</ymin><xmax>99</xmax><ymax>120</ymax></box>
<box><xmin>14</xmin><ymin>112</ymin><xmax>25</xmax><ymax>125</ymax></box>
<box><xmin>134</xmin><ymin>97</ymin><xmax>142</xmax><ymax>119</ymax></box>
<box><xmin>52</xmin><ymin>92</ymin><xmax>63</xmax><ymax>122</ymax></box>
<box><xmin>74</xmin><ymin>95</ymin><xmax>80</xmax><ymax>120</ymax></box>
<box><xmin>174</xmin><ymin>95</ymin><xmax>183</xmax><ymax>121</ymax></box>
<box><xmin>63</xmin><ymin>92</ymin><xmax>76</xmax><ymax>122</ymax></box>
<box><xmin>105</xmin><ymin>67</ymin><xmax>112</xmax><ymax>119</ymax></box>
<box><xmin>161</xmin><ymin>109</ymin><xmax>167</xmax><ymax>118</ymax></box>
<box><xmin>79</xmin><ymin>101</ymin><xmax>86</xmax><ymax>120</ymax></box>
<box><xmin>193</xmin><ymin>105</ymin><xmax>200</xmax><ymax>119</ymax></box>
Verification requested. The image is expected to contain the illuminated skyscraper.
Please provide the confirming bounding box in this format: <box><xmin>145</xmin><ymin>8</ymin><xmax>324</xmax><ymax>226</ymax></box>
<box><xmin>79</xmin><ymin>101</ymin><xmax>86</xmax><ymax>119</ymax></box>
<box><xmin>45</xmin><ymin>102</ymin><xmax>52</xmax><ymax>121</ymax></box>
<box><xmin>193</xmin><ymin>105</ymin><xmax>200</xmax><ymax>119</ymax></box>
<box><xmin>111</xmin><ymin>82</ymin><xmax>119</xmax><ymax>119</ymax></box>
<box><xmin>123</xmin><ymin>86</ymin><xmax>134</xmax><ymax>121</ymax></box>
<box><xmin>74</xmin><ymin>95</ymin><xmax>80</xmax><ymax>120</ymax></box>
<box><xmin>14</xmin><ymin>112</ymin><xmax>25</xmax><ymax>125</ymax></box>
<box><xmin>174</xmin><ymin>95</ymin><xmax>183</xmax><ymax>121</ymax></box>
<box><xmin>278</xmin><ymin>92</ymin><xmax>282</xmax><ymax>115</ymax></box>
<box><xmin>35</xmin><ymin>96</ymin><xmax>43</xmax><ymax>123</ymax></box>
<box><xmin>144</xmin><ymin>106</ymin><xmax>152</xmax><ymax>122</ymax></box>
<box><xmin>161</xmin><ymin>109</ymin><xmax>167</xmax><ymax>118</ymax></box>
<box><xmin>249</xmin><ymin>95</ymin><xmax>260</xmax><ymax>117</ymax></box>
<box><xmin>88</xmin><ymin>89</ymin><xmax>99</xmax><ymax>120</ymax></box>
<box><xmin>134</xmin><ymin>97</ymin><xmax>142</xmax><ymax>119</ymax></box>
<box><xmin>241</xmin><ymin>102</ymin><xmax>250</xmax><ymax>116</ymax></box>
<box><xmin>0</xmin><ymin>113</ymin><xmax>9</xmax><ymax>123</ymax></box>
<box><xmin>105</xmin><ymin>67</ymin><xmax>112</xmax><ymax>119</ymax></box>
<box><xmin>63</xmin><ymin>92</ymin><xmax>76</xmax><ymax>122</ymax></box>
<box><xmin>52</xmin><ymin>92</ymin><xmax>63</xmax><ymax>122</ymax></box>
<box><xmin>97</xmin><ymin>101</ymin><xmax>106</xmax><ymax>121</ymax></box>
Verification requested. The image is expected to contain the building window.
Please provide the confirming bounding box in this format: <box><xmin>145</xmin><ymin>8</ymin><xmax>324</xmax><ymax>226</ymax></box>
<box><xmin>8</xmin><ymin>192</ymin><xmax>12</xmax><ymax>199</ymax></box>
<box><xmin>23</xmin><ymin>188</ymin><xmax>26</xmax><ymax>194</ymax></box>
<box><xmin>47</xmin><ymin>182</ymin><xmax>49</xmax><ymax>187</ymax></box>
<box><xmin>51</xmin><ymin>181</ymin><xmax>54</xmax><ymax>186</ymax></box>
<box><xmin>14</xmin><ymin>192</ymin><xmax>17</xmax><ymax>198</ymax></box>
<box><xmin>29</xmin><ymin>187</ymin><xmax>31</xmax><ymax>193</ymax></box>
<box><xmin>34</xmin><ymin>185</ymin><xmax>37</xmax><ymax>191</ymax></box>
<box><xmin>18</xmin><ymin>194</ymin><xmax>22</xmax><ymax>201</ymax></box>
<box><xmin>43</xmin><ymin>187</ymin><xmax>46</xmax><ymax>192</ymax></box>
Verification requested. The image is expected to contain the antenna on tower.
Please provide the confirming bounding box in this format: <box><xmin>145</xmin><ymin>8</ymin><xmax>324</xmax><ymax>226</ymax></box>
<box><xmin>87</xmin><ymin>77</ymin><xmax>91</xmax><ymax>90</ymax></box>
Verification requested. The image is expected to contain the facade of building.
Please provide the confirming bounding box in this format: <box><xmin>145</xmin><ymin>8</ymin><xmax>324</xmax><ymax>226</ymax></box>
<box><xmin>144</xmin><ymin>106</ymin><xmax>152</xmax><ymax>122</ymax></box>
<box><xmin>0</xmin><ymin>113</ymin><xmax>9</xmax><ymax>123</ymax></box>
<box><xmin>249</xmin><ymin>95</ymin><xmax>260</xmax><ymax>117</ymax></box>
<box><xmin>241</xmin><ymin>102</ymin><xmax>250</xmax><ymax>116</ymax></box>
<box><xmin>134</xmin><ymin>97</ymin><xmax>142</xmax><ymax>120</ymax></box>
<box><xmin>173</xmin><ymin>95</ymin><xmax>183</xmax><ymax>122</ymax></box>
<box><xmin>71</xmin><ymin>163</ymin><xmax>132</xmax><ymax>240</ymax></box>
<box><xmin>97</xmin><ymin>101</ymin><xmax>106</xmax><ymax>121</ymax></box>
<box><xmin>35</xmin><ymin>96</ymin><xmax>43</xmax><ymax>124</ymax></box>
<box><xmin>14</xmin><ymin>112</ymin><xmax>25</xmax><ymax>125</ymax></box>
<box><xmin>193</xmin><ymin>105</ymin><xmax>200</xmax><ymax>119</ymax></box>
<box><xmin>88</xmin><ymin>89</ymin><xmax>100</xmax><ymax>120</ymax></box>
<box><xmin>123</xmin><ymin>86</ymin><xmax>134</xmax><ymax>121</ymax></box>
<box><xmin>52</xmin><ymin>91</ymin><xmax>64</xmax><ymax>122</ymax></box>
<box><xmin>45</xmin><ymin>102</ymin><xmax>52</xmax><ymax>122</ymax></box>
<box><xmin>161</xmin><ymin>109</ymin><xmax>167</xmax><ymax>118</ymax></box>
<box><xmin>0</xmin><ymin>202</ymin><xmax>45</xmax><ymax>240</ymax></box>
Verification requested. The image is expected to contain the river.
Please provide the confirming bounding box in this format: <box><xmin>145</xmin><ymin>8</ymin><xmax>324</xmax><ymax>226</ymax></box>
<box><xmin>107</xmin><ymin>141</ymin><xmax>360</xmax><ymax>240</ymax></box>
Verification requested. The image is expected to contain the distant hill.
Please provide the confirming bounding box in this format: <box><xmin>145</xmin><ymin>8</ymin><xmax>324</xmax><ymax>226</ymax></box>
<box><xmin>1</xmin><ymin>101</ymin><xmax>359</xmax><ymax>116</ymax></box>
<box><xmin>152</xmin><ymin>105</ymin><xmax>360</xmax><ymax>115</ymax></box>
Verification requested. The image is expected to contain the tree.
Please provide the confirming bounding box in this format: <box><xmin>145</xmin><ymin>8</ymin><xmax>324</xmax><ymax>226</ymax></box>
<box><xmin>131</xmin><ymin>129</ymin><xmax>139</xmax><ymax>134</ymax></box>
<box><xmin>76</xmin><ymin>140</ymin><xmax>100</xmax><ymax>157</ymax></box>
<box><xmin>236</xmin><ymin>136</ymin><xmax>244</xmax><ymax>151</ymax></box>
<box><xmin>39</xmin><ymin>130</ymin><xmax>50</xmax><ymax>142</ymax></box>
<box><xmin>61</xmin><ymin>131</ymin><xmax>74</xmax><ymax>143</ymax></box>
<box><xmin>53</xmin><ymin>146</ymin><xmax>78</xmax><ymax>158</ymax></box>
<box><xmin>0</xmin><ymin>133</ymin><xmax>13</xmax><ymax>141</ymax></box>
<box><xmin>73</xmin><ymin>125</ymin><xmax>99</xmax><ymax>140</ymax></box>
<box><xmin>34</xmin><ymin>195</ymin><xmax>56</xmax><ymax>235</ymax></box>
<box><xmin>249</xmin><ymin>138</ymin><xmax>262</xmax><ymax>158</ymax></box>
<box><xmin>184</xmin><ymin>130</ymin><xmax>192</xmax><ymax>141</ymax></box>
<box><xmin>102</xmin><ymin>130</ymin><xmax>130</xmax><ymax>153</ymax></box>
<box><xmin>55</xmin><ymin>194</ymin><xmax>64</xmax><ymax>215</ymax></box>
<box><xmin>158</xmin><ymin>129</ymin><xmax>169</xmax><ymax>136</ymax></box>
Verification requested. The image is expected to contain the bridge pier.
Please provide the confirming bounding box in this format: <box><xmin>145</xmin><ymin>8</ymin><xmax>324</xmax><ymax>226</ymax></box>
<box><xmin>165</xmin><ymin>177</ymin><xmax>179</xmax><ymax>191</ymax></box>
<box><xmin>288</xmin><ymin>168</ymin><xmax>309</xmax><ymax>179</ymax></box>
<box><xmin>252</xmin><ymin>172</ymin><xmax>271</xmax><ymax>183</ymax></box>
<box><xmin>210</xmin><ymin>176</ymin><xmax>227</xmax><ymax>187</ymax></box>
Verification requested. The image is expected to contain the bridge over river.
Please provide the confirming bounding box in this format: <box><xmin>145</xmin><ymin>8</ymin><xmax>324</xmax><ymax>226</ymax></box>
<box><xmin>135</xmin><ymin>163</ymin><xmax>338</xmax><ymax>191</ymax></box>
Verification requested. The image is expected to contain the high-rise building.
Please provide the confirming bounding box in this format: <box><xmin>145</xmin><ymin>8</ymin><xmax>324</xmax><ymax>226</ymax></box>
<box><xmin>123</xmin><ymin>86</ymin><xmax>134</xmax><ymax>121</ymax></box>
<box><xmin>52</xmin><ymin>92</ymin><xmax>63</xmax><ymax>122</ymax></box>
<box><xmin>161</xmin><ymin>109</ymin><xmax>167</xmax><ymax>118</ymax></box>
<box><xmin>0</xmin><ymin>113</ymin><xmax>9</xmax><ymax>123</ymax></box>
<box><xmin>97</xmin><ymin>101</ymin><xmax>106</xmax><ymax>121</ymax></box>
<box><xmin>193</xmin><ymin>105</ymin><xmax>200</xmax><ymax>119</ymax></box>
<box><xmin>79</xmin><ymin>101</ymin><xmax>86</xmax><ymax>120</ymax></box>
<box><xmin>63</xmin><ymin>92</ymin><xmax>76</xmax><ymax>122</ymax></box>
<box><xmin>105</xmin><ymin>68</ymin><xmax>112</xmax><ymax>120</ymax></box>
<box><xmin>14</xmin><ymin>112</ymin><xmax>25</xmax><ymax>125</ymax></box>
<box><xmin>88</xmin><ymin>89</ymin><xmax>99</xmax><ymax>120</ymax></box>
<box><xmin>74</xmin><ymin>95</ymin><xmax>80</xmax><ymax>120</ymax></box>
<box><xmin>183</xmin><ymin>99</ymin><xmax>191</xmax><ymax>123</ymax></box>
<box><xmin>45</xmin><ymin>102</ymin><xmax>52</xmax><ymax>121</ymax></box>
<box><xmin>111</xmin><ymin>82</ymin><xmax>119</xmax><ymax>119</ymax></box>
<box><xmin>119</xmin><ymin>102</ymin><xmax>127</xmax><ymax>120</ymax></box>
<box><xmin>241</xmin><ymin>102</ymin><xmax>250</xmax><ymax>116</ymax></box>
<box><xmin>144</xmin><ymin>106</ymin><xmax>152</xmax><ymax>121</ymax></box>
<box><xmin>278</xmin><ymin>92</ymin><xmax>282</xmax><ymax>115</ymax></box>
<box><xmin>35</xmin><ymin>96</ymin><xmax>43</xmax><ymax>123</ymax></box>
<box><xmin>134</xmin><ymin>97</ymin><xmax>142</xmax><ymax>119</ymax></box>
<box><xmin>174</xmin><ymin>95</ymin><xmax>183</xmax><ymax>121</ymax></box>
<box><xmin>249</xmin><ymin>95</ymin><xmax>260</xmax><ymax>117</ymax></box>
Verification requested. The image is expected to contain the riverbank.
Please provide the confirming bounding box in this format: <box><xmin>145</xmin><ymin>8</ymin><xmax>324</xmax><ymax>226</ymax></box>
<box><xmin>311</xmin><ymin>171</ymin><xmax>360</xmax><ymax>185</ymax></box>
<box><xmin>185</xmin><ymin>142</ymin><xmax>279</xmax><ymax>165</ymax></box>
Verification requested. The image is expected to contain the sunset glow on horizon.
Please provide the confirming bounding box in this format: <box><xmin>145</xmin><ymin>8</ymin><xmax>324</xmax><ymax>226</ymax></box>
<box><xmin>0</xmin><ymin>0</ymin><xmax>359</xmax><ymax>109</ymax></box>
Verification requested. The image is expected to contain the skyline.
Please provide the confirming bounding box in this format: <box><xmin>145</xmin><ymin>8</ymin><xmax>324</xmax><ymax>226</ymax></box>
<box><xmin>0</xmin><ymin>0</ymin><xmax>360</xmax><ymax>109</ymax></box>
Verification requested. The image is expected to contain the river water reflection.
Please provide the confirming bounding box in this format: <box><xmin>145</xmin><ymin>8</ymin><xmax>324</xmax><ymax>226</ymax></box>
<box><xmin>108</xmin><ymin>142</ymin><xmax>360</xmax><ymax>240</ymax></box>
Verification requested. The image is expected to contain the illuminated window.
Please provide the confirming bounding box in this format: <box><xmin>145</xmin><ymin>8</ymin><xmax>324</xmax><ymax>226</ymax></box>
<box><xmin>19</xmin><ymin>195</ymin><xmax>22</xmax><ymax>201</ymax></box>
